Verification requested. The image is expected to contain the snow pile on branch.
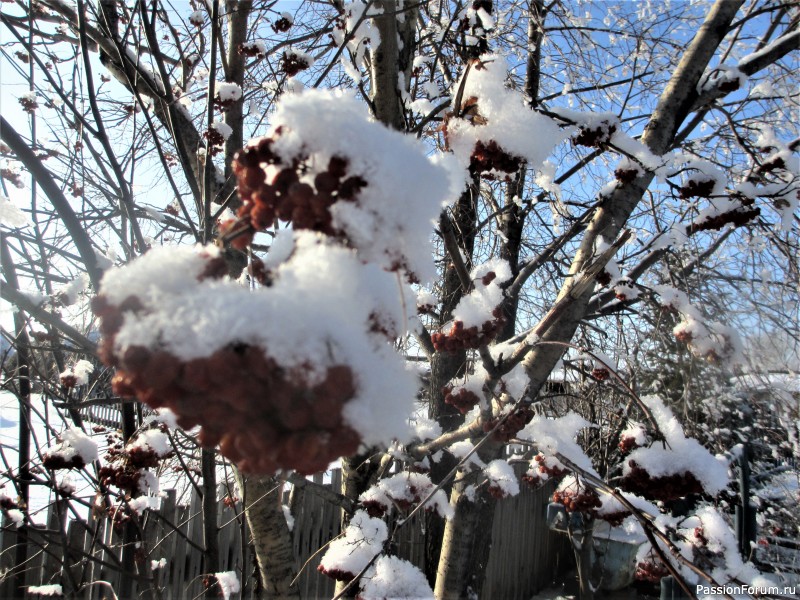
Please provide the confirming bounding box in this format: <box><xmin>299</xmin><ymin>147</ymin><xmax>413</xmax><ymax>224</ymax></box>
<box><xmin>697</xmin><ymin>65</ymin><xmax>747</xmax><ymax>94</ymax></box>
<box><xmin>358</xmin><ymin>555</ymin><xmax>434</xmax><ymax>599</ymax></box>
<box><xmin>359</xmin><ymin>471</ymin><xmax>452</xmax><ymax>519</ymax></box>
<box><xmin>654</xmin><ymin>285</ymin><xmax>743</xmax><ymax>365</ymax></box>
<box><xmin>621</xmin><ymin>395</ymin><xmax>729</xmax><ymax>502</ymax></box>
<box><xmin>232</xmin><ymin>89</ymin><xmax>461</xmax><ymax>282</ymax></box>
<box><xmin>128</xmin><ymin>429</ymin><xmax>172</xmax><ymax>458</ymax></box>
<box><xmin>445</xmin><ymin>55</ymin><xmax>566</xmax><ymax>179</ymax></box>
<box><xmin>213</xmin><ymin>571</ymin><xmax>240</xmax><ymax>600</ymax></box>
<box><xmin>94</xmin><ymin>233</ymin><xmax>420</xmax><ymax>474</ymax></box>
<box><xmin>26</xmin><ymin>585</ymin><xmax>63</xmax><ymax>597</ymax></box>
<box><xmin>319</xmin><ymin>510</ymin><xmax>387</xmax><ymax>582</ymax></box>
<box><xmin>0</xmin><ymin>195</ymin><xmax>31</xmax><ymax>228</ymax></box>
<box><xmin>42</xmin><ymin>429</ymin><xmax>98</xmax><ymax>470</ymax></box>
<box><xmin>484</xmin><ymin>459</ymin><xmax>520</xmax><ymax>499</ymax></box>
<box><xmin>432</xmin><ymin>259</ymin><xmax>512</xmax><ymax>353</ymax></box>
<box><xmin>59</xmin><ymin>360</ymin><xmax>94</xmax><ymax>387</ymax></box>
<box><xmin>520</xmin><ymin>412</ymin><xmax>598</xmax><ymax>476</ymax></box>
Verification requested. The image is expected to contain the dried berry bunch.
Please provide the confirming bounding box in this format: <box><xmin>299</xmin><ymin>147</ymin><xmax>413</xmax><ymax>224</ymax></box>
<box><xmin>620</xmin><ymin>461</ymin><xmax>704</xmax><ymax>502</ymax></box>
<box><xmin>92</xmin><ymin>275</ymin><xmax>362</xmax><ymax>475</ymax></box>
<box><xmin>272</xmin><ymin>15</ymin><xmax>293</xmax><ymax>32</ymax></box>
<box><xmin>443</xmin><ymin>386</ymin><xmax>481</xmax><ymax>413</ymax></box>
<box><xmin>203</xmin><ymin>128</ymin><xmax>226</xmax><ymax>156</ymax></box>
<box><xmin>573</xmin><ymin>119</ymin><xmax>617</xmax><ymax>147</ymax></box>
<box><xmin>18</xmin><ymin>94</ymin><xmax>37</xmax><ymax>113</ymax></box>
<box><xmin>679</xmin><ymin>175</ymin><xmax>717</xmax><ymax>199</ymax></box>
<box><xmin>238</xmin><ymin>41</ymin><xmax>266</xmax><ymax>58</ymax></box>
<box><xmin>552</xmin><ymin>478</ymin><xmax>602</xmax><ymax>515</ymax></box>
<box><xmin>431</xmin><ymin>307</ymin><xmax>505</xmax><ymax>352</ymax></box>
<box><xmin>482</xmin><ymin>405</ymin><xmax>533</xmax><ymax>442</ymax></box>
<box><xmin>635</xmin><ymin>552</ymin><xmax>670</xmax><ymax>583</ymax></box>
<box><xmin>280</xmin><ymin>50</ymin><xmax>311</xmax><ymax>76</ymax></box>
<box><xmin>469</xmin><ymin>139</ymin><xmax>524</xmax><ymax>178</ymax></box>
<box><xmin>686</xmin><ymin>206</ymin><xmax>760</xmax><ymax>235</ymax></box>
<box><xmin>522</xmin><ymin>452</ymin><xmax>568</xmax><ymax>488</ymax></box>
<box><xmin>229</xmin><ymin>135</ymin><xmax>367</xmax><ymax>249</ymax></box>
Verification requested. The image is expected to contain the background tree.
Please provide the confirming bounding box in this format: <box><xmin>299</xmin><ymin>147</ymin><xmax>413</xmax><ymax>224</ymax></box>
<box><xmin>0</xmin><ymin>0</ymin><xmax>798</xmax><ymax>599</ymax></box>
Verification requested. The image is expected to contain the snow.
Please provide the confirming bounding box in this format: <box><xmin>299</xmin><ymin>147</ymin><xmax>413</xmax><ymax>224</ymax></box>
<box><xmin>55</xmin><ymin>275</ymin><xmax>89</xmax><ymax>305</ymax></box>
<box><xmin>358</xmin><ymin>555</ymin><xmax>434</xmax><ymax>599</ymax></box>
<box><xmin>151</xmin><ymin>558</ymin><xmax>167</xmax><ymax>570</ymax></box>
<box><xmin>484</xmin><ymin>459</ymin><xmax>520</xmax><ymax>497</ymax></box>
<box><xmin>319</xmin><ymin>509</ymin><xmax>387</xmax><ymax>578</ymax></box>
<box><xmin>27</xmin><ymin>584</ymin><xmax>62</xmax><ymax>596</ymax></box>
<box><xmin>451</xmin><ymin>258</ymin><xmax>511</xmax><ymax>327</ymax></box>
<box><xmin>623</xmin><ymin>395</ymin><xmax>729</xmax><ymax>495</ymax></box>
<box><xmin>210</xmin><ymin>120</ymin><xmax>233</xmax><ymax>141</ymax></box>
<box><xmin>255</xmin><ymin>89</ymin><xmax>462</xmax><ymax>282</ymax></box>
<box><xmin>214</xmin><ymin>571</ymin><xmax>240</xmax><ymax>600</ymax></box>
<box><xmin>128</xmin><ymin>496</ymin><xmax>161</xmax><ymax>514</ymax></box>
<box><xmin>216</xmin><ymin>82</ymin><xmax>242</xmax><ymax>102</ymax></box>
<box><xmin>7</xmin><ymin>508</ymin><xmax>23</xmax><ymax>526</ymax></box>
<box><xmin>697</xmin><ymin>65</ymin><xmax>748</xmax><ymax>94</ymax></box>
<box><xmin>359</xmin><ymin>472</ymin><xmax>453</xmax><ymax>519</ymax></box>
<box><xmin>0</xmin><ymin>195</ymin><xmax>31</xmax><ymax>228</ymax></box>
<box><xmin>44</xmin><ymin>428</ymin><xmax>99</xmax><ymax>465</ymax></box>
<box><xmin>99</xmin><ymin>233</ymin><xmax>422</xmax><ymax>447</ymax></box>
<box><xmin>446</xmin><ymin>56</ymin><xmax>566</xmax><ymax>175</ymax></box>
<box><xmin>448</xmin><ymin>440</ymin><xmax>486</xmax><ymax>469</ymax></box>
<box><xmin>410</xmin><ymin>414</ymin><xmax>441</xmax><ymax>441</ymax></box>
<box><xmin>520</xmin><ymin>412</ymin><xmax>598</xmax><ymax>476</ymax></box>
<box><xmin>128</xmin><ymin>429</ymin><xmax>172</xmax><ymax>457</ymax></box>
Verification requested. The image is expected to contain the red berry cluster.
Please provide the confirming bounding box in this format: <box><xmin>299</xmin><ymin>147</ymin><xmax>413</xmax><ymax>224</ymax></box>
<box><xmin>674</xmin><ymin>328</ymin><xmax>693</xmax><ymax>344</ymax></box>
<box><xmin>635</xmin><ymin>554</ymin><xmax>669</xmax><ymax>583</ymax></box>
<box><xmin>552</xmin><ymin>483</ymin><xmax>601</xmax><ymax>515</ymax></box>
<box><xmin>93</xmin><ymin>291</ymin><xmax>362</xmax><ymax>475</ymax></box>
<box><xmin>18</xmin><ymin>96</ymin><xmax>37</xmax><ymax>114</ymax></box>
<box><xmin>573</xmin><ymin>120</ymin><xmax>616</xmax><ymax>147</ymax></box>
<box><xmin>618</xmin><ymin>435</ymin><xmax>641</xmax><ymax>454</ymax></box>
<box><xmin>591</xmin><ymin>367</ymin><xmax>610</xmax><ymax>381</ymax></box>
<box><xmin>42</xmin><ymin>448</ymin><xmax>88</xmax><ymax>471</ymax></box>
<box><xmin>679</xmin><ymin>176</ymin><xmax>716</xmax><ymax>199</ymax></box>
<box><xmin>1</xmin><ymin>168</ymin><xmax>24</xmax><ymax>189</ymax></box>
<box><xmin>532</xmin><ymin>453</ymin><xmax>568</xmax><ymax>479</ymax></box>
<box><xmin>231</xmin><ymin>136</ymin><xmax>367</xmax><ymax>246</ymax></box>
<box><xmin>204</xmin><ymin>128</ymin><xmax>226</xmax><ymax>156</ymax></box>
<box><xmin>487</xmin><ymin>483</ymin><xmax>510</xmax><ymax>499</ymax></box>
<box><xmin>60</xmin><ymin>373</ymin><xmax>78</xmax><ymax>388</ymax></box>
<box><xmin>620</xmin><ymin>462</ymin><xmax>703</xmax><ymax>502</ymax></box>
<box><xmin>443</xmin><ymin>386</ymin><xmax>480</xmax><ymax>413</ymax></box>
<box><xmin>469</xmin><ymin>140</ymin><xmax>524</xmax><ymax>179</ymax></box>
<box><xmin>280</xmin><ymin>51</ymin><xmax>311</xmax><ymax>76</ymax></box>
<box><xmin>686</xmin><ymin>206</ymin><xmax>760</xmax><ymax>235</ymax></box>
<box><xmin>99</xmin><ymin>429</ymin><xmax>167</xmax><ymax>496</ymax></box>
<box><xmin>614</xmin><ymin>167</ymin><xmax>640</xmax><ymax>183</ymax></box>
<box><xmin>482</xmin><ymin>405</ymin><xmax>533</xmax><ymax>442</ymax></box>
<box><xmin>189</xmin><ymin>12</ymin><xmax>204</xmax><ymax>27</ymax></box>
<box><xmin>431</xmin><ymin>308</ymin><xmax>505</xmax><ymax>353</ymax></box>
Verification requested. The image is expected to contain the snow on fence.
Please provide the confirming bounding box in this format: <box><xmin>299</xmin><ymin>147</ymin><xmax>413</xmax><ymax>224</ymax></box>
<box><xmin>1</xmin><ymin>469</ymin><xmax>571</xmax><ymax>599</ymax></box>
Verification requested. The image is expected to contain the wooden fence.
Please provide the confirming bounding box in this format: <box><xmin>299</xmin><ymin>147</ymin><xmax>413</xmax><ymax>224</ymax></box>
<box><xmin>1</xmin><ymin>469</ymin><xmax>572</xmax><ymax>599</ymax></box>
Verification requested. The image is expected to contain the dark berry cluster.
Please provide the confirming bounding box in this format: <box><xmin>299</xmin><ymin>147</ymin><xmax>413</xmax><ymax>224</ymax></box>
<box><xmin>618</xmin><ymin>435</ymin><xmax>641</xmax><ymax>455</ymax></box>
<box><xmin>679</xmin><ymin>176</ymin><xmax>716</xmax><ymax>199</ymax></box>
<box><xmin>18</xmin><ymin>95</ymin><xmax>37</xmax><ymax>114</ymax></box>
<box><xmin>573</xmin><ymin>120</ymin><xmax>616</xmax><ymax>147</ymax></box>
<box><xmin>238</xmin><ymin>42</ymin><xmax>265</xmax><ymax>58</ymax></box>
<box><xmin>482</xmin><ymin>405</ymin><xmax>533</xmax><ymax>442</ymax></box>
<box><xmin>203</xmin><ymin>129</ymin><xmax>226</xmax><ymax>156</ymax></box>
<box><xmin>272</xmin><ymin>16</ymin><xmax>293</xmax><ymax>33</ymax></box>
<box><xmin>93</xmin><ymin>289</ymin><xmax>362</xmax><ymax>475</ymax></box>
<box><xmin>431</xmin><ymin>307</ymin><xmax>505</xmax><ymax>352</ymax></box>
<box><xmin>591</xmin><ymin>367</ymin><xmax>610</xmax><ymax>381</ymax></box>
<box><xmin>620</xmin><ymin>462</ymin><xmax>703</xmax><ymax>502</ymax></box>
<box><xmin>230</xmin><ymin>136</ymin><xmax>367</xmax><ymax>249</ymax></box>
<box><xmin>614</xmin><ymin>167</ymin><xmax>640</xmax><ymax>183</ymax></box>
<box><xmin>42</xmin><ymin>452</ymin><xmax>87</xmax><ymax>471</ymax></box>
<box><xmin>469</xmin><ymin>140</ymin><xmax>524</xmax><ymax>179</ymax></box>
<box><xmin>635</xmin><ymin>553</ymin><xmax>669</xmax><ymax>583</ymax></box>
<box><xmin>686</xmin><ymin>206</ymin><xmax>760</xmax><ymax>235</ymax></box>
<box><xmin>98</xmin><ymin>428</ymin><xmax>168</xmax><ymax>496</ymax></box>
<box><xmin>280</xmin><ymin>51</ymin><xmax>311</xmax><ymax>76</ymax></box>
<box><xmin>443</xmin><ymin>386</ymin><xmax>480</xmax><ymax>413</ymax></box>
<box><xmin>552</xmin><ymin>482</ymin><xmax>602</xmax><ymax>515</ymax></box>
<box><xmin>60</xmin><ymin>373</ymin><xmax>78</xmax><ymax>388</ymax></box>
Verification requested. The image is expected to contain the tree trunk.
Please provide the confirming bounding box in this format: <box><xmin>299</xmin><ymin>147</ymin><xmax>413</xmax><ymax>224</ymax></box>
<box><xmin>235</xmin><ymin>472</ymin><xmax>299</xmax><ymax>599</ymax></box>
<box><xmin>432</xmin><ymin>1</ymin><xmax>745</xmax><ymax>597</ymax></box>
